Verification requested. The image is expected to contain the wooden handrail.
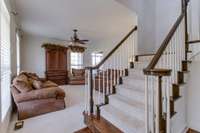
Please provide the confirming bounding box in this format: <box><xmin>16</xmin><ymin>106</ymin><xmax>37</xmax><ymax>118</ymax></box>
<box><xmin>143</xmin><ymin>12</ymin><xmax>185</xmax><ymax>74</ymax></box>
<box><xmin>188</xmin><ymin>40</ymin><xmax>200</xmax><ymax>44</ymax></box>
<box><xmin>86</xmin><ymin>26</ymin><xmax>137</xmax><ymax>70</ymax></box>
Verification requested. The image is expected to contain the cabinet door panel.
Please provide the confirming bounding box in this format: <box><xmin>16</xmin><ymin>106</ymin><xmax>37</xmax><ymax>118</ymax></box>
<box><xmin>46</xmin><ymin>50</ymin><xmax>59</xmax><ymax>70</ymax></box>
<box><xmin>58</xmin><ymin>49</ymin><xmax>67</xmax><ymax>70</ymax></box>
<box><xmin>45</xmin><ymin>48</ymin><xmax>68</xmax><ymax>85</ymax></box>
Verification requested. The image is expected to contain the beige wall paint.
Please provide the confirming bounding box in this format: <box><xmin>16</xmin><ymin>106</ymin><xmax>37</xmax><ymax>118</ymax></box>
<box><xmin>20</xmin><ymin>33</ymin><xmax>68</xmax><ymax>77</ymax></box>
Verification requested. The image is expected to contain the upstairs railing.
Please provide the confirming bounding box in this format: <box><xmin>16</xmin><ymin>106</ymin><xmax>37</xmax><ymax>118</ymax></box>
<box><xmin>84</xmin><ymin>26</ymin><xmax>138</xmax><ymax>117</ymax></box>
<box><xmin>187</xmin><ymin>0</ymin><xmax>200</xmax><ymax>60</ymax></box>
<box><xmin>187</xmin><ymin>0</ymin><xmax>200</xmax><ymax>42</ymax></box>
<box><xmin>143</xmin><ymin>0</ymin><xmax>189</xmax><ymax>133</ymax></box>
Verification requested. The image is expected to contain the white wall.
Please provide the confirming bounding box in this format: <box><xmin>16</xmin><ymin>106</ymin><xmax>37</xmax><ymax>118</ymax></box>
<box><xmin>84</xmin><ymin>26</ymin><xmax>137</xmax><ymax>66</ymax></box>
<box><xmin>155</xmin><ymin>0</ymin><xmax>181</xmax><ymax>49</ymax></box>
<box><xmin>187</xmin><ymin>61</ymin><xmax>200</xmax><ymax>131</ymax></box>
<box><xmin>115</xmin><ymin>0</ymin><xmax>182</xmax><ymax>54</ymax></box>
<box><xmin>115</xmin><ymin>0</ymin><xmax>156</xmax><ymax>54</ymax></box>
<box><xmin>21</xmin><ymin>34</ymin><xmax>68</xmax><ymax>77</ymax></box>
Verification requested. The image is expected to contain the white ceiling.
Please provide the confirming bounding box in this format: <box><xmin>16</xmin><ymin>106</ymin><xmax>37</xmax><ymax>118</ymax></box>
<box><xmin>15</xmin><ymin>0</ymin><xmax>136</xmax><ymax>44</ymax></box>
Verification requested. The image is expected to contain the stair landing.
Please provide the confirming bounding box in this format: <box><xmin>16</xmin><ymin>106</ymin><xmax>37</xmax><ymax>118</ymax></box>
<box><xmin>80</xmin><ymin>113</ymin><xmax>123</xmax><ymax>133</ymax></box>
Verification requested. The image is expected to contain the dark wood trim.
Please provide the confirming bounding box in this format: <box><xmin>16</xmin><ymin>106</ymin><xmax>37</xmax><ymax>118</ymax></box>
<box><xmin>125</xmin><ymin>69</ymin><xmax>129</xmax><ymax>76</ymax></box>
<box><xmin>135</xmin><ymin>53</ymin><xmax>155</xmax><ymax>62</ymax></box>
<box><xmin>184</xmin><ymin>0</ymin><xmax>189</xmax><ymax>60</ymax></box>
<box><xmin>188</xmin><ymin>40</ymin><xmax>200</xmax><ymax>44</ymax></box>
<box><xmin>84</xmin><ymin>112</ymin><xmax>123</xmax><ymax>133</ymax></box>
<box><xmin>89</xmin><ymin>68</ymin><xmax>94</xmax><ymax>115</ymax></box>
<box><xmin>158</xmin><ymin>76</ymin><xmax>166</xmax><ymax>132</ymax></box>
<box><xmin>74</xmin><ymin>127</ymin><xmax>92</xmax><ymax>133</ymax></box>
<box><xmin>144</xmin><ymin>68</ymin><xmax>171</xmax><ymax>76</ymax></box>
<box><xmin>96</xmin><ymin>103</ymin><xmax>106</xmax><ymax>120</ymax></box>
<box><xmin>177</xmin><ymin>71</ymin><xmax>184</xmax><ymax>84</ymax></box>
<box><xmin>182</xmin><ymin>60</ymin><xmax>192</xmax><ymax>72</ymax></box>
<box><xmin>86</xmin><ymin>26</ymin><xmax>137</xmax><ymax>70</ymax></box>
<box><xmin>172</xmin><ymin>84</ymin><xmax>180</xmax><ymax>99</ymax></box>
<box><xmin>187</xmin><ymin>128</ymin><xmax>200</xmax><ymax>133</ymax></box>
<box><xmin>144</xmin><ymin>12</ymin><xmax>185</xmax><ymax>74</ymax></box>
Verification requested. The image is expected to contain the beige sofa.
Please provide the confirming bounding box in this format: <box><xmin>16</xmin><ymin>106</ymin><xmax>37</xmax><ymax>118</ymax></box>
<box><xmin>11</xmin><ymin>72</ymin><xmax>66</xmax><ymax>120</ymax></box>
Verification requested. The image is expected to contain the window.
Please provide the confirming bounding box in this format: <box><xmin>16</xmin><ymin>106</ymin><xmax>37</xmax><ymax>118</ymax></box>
<box><xmin>0</xmin><ymin>0</ymin><xmax>11</xmax><ymax>121</ymax></box>
<box><xmin>92</xmin><ymin>52</ymin><xmax>103</xmax><ymax>66</ymax></box>
<box><xmin>70</xmin><ymin>52</ymin><xmax>83</xmax><ymax>69</ymax></box>
<box><xmin>16</xmin><ymin>32</ymin><xmax>20</xmax><ymax>75</ymax></box>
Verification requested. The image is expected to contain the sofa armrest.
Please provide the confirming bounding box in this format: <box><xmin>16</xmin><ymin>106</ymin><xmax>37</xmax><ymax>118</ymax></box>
<box><xmin>14</xmin><ymin>87</ymin><xmax>65</xmax><ymax>103</ymax></box>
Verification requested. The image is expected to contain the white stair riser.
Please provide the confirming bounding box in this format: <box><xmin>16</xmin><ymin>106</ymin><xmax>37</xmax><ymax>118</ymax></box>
<box><xmin>128</xmin><ymin>70</ymin><xmax>144</xmax><ymax>77</ymax></box>
<box><xmin>134</xmin><ymin>62</ymin><xmax>149</xmax><ymax>70</ymax></box>
<box><xmin>137</xmin><ymin>56</ymin><xmax>153</xmax><ymax>62</ymax></box>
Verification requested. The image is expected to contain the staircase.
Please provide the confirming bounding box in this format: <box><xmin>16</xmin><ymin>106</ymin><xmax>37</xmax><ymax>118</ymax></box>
<box><xmin>75</xmin><ymin>0</ymin><xmax>200</xmax><ymax>132</ymax></box>
<box><xmin>100</xmin><ymin>60</ymin><xmax>149</xmax><ymax>133</ymax></box>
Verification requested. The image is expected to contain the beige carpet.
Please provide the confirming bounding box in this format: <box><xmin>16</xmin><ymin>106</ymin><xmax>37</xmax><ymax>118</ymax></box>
<box><xmin>8</xmin><ymin>85</ymin><xmax>86</xmax><ymax>133</ymax></box>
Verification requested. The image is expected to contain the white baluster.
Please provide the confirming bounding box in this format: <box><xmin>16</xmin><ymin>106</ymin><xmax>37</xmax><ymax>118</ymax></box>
<box><xmin>145</xmin><ymin>76</ymin><xmax>149</xmax><ymax>133</ymax></box>
<box><xmin>98</xmin><ymin>70</ymin><xmax>101</xmax><ymax>104</ymax></box>
<box><xmin>110</xmin><ymin>56</ymin><xmax>113</xmax><ymax>94</ymax></box>
<box><xmin>84</xmin><ymin>70</ymin><xmax>88</xmax><ymax>113</ymax></box>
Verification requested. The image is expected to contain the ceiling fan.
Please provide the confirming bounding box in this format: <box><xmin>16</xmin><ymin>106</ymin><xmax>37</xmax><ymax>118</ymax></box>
<box><xmin>67</xmin><ymin>29</ymin><xmax>89</xmax><ymax>46</ymax></box>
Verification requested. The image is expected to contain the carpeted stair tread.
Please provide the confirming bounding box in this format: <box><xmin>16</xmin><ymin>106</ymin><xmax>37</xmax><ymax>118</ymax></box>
<box><xmin>109</xmin><ymin>94</ymin><xmax>145</xmax><ymax>111</ymax></box>
<box><xmin>116</xmin><ymin>84</ymin><xmax>145</xmax><ymax>93</ymax></box>
<box><xmin>116</xmin><ymin>85</ymin><xmax>145</xmax><ymax>103</ymax></box>
<box><xmin>101</xmin><ymin>105</ymin><xmax>145</xmax><ymax>133</ymax></box>
<box><xmin>123</xmin><ymin>77</ymin><xmax>145</xmax><ymax>89</ymax></box>
<box><xmin>108</xmin><ymin>94</ymin><xmax>145</xmax><ymax>121</ymax></box>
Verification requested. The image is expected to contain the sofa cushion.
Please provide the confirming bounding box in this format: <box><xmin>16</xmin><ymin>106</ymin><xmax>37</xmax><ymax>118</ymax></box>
<box><xmin>32</xmin><ymin>80</ymin><xmax>43</xmax><ymax>89</ymax></box>
<box><xmin>14</xmin><ymin>81</ymin><xmax>33</xmax><ymax>93</ymax></box>
<box><xmin>72</xmin><ymin>69</ymin><xmax>85</xmax><ymax>77</ymax></box>
<box><xmin>14</xmin><ymin>87</ymin><xmax>65</xmax><ymax>103</ymax></box>
<box><xmin>42</xmin><ymin>81</ymin><xmax>58</xmax><ymax>88</ymax></box>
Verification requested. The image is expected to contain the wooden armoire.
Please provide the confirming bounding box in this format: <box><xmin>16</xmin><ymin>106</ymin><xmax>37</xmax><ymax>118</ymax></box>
<box><xmin>44</xmin><ymin>45</ymin><xmax>68</xmax><ymax>85</ymax></box>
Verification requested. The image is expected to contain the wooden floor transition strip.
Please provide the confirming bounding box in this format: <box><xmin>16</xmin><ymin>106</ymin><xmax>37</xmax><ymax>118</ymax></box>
<box><xmin>74</xmin><ymin>127</ymin><xmax>92</xmax><ymax>133</ymax></box>
<box><xmin>187</xmin><ymin>128</ymin><xmax>200</xmax><ymax>133</ymax></box>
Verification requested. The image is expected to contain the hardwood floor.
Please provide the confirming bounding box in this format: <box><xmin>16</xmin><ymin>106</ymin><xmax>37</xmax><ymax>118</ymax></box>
<box><xmin>74</xmin><ymin>127</ymin><xmax>92</xmax><ymax>133</ymax></box>
<box><xmin>187</xmin><ymin>129</ymin><xmax>200</xmax><ymax>133</ymax></box>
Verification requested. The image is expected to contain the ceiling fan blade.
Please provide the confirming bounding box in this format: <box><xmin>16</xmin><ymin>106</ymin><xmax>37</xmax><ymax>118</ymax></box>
<box><xmin>80</xmin><ymin>39</ymin><xmax>89</xmax><ymax>42</ymax></box>
<box><xmin>78</xmin><ymin>40</ymin><xmax>86</xmax><ymax>44</ymax></box>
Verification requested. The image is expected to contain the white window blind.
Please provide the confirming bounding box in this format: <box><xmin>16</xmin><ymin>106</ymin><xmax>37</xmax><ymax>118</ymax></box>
<box><xmin>16</xmin><ymin>33</ymin><xmax>20</xmax><ymax>75</ymax></box>
<box><xmin>0</xmin><ymin>0</ymin><xmax>11</xmax><ymax>121</ymax></box>
<box><xmin>70</xmin><ymin>52</ymin><xmax>83</xmax><ymax>69</ymax></box>
<box><xmin>92</xmin><ymin>52</ymin><xmax>103</xmax><ymax>66</ymax></box>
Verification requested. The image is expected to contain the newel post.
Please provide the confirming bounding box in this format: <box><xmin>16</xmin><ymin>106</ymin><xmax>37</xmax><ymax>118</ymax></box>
<box><xmin>144</xmin><ymin>68</ymin><xmax>171</xmax><ymax>133</ymax></box>
<box><xmin>88</xmin><ymin>68</ymin><xmax>94</xmax><ymax>115</ymax></box>
<box><xmin>183</xmin><ymin>0</ymin><xmax>190</xmax><ymax>60</ymax></box>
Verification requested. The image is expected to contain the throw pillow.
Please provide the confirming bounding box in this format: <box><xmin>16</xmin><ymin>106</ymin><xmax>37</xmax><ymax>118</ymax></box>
<box><xmin>14</xmin><ymin>81</ymin><xmax>33</xmax><ymax>93</ymax></box>
<box><xmin>13</xmin><ymin>74</ymin><xmax>29</xmax><ymax>85</ymax></box>
<box><xmin>32</xmin><ymin>80</ymin><xmax>43</xmax><ymax>89</ymax></box>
